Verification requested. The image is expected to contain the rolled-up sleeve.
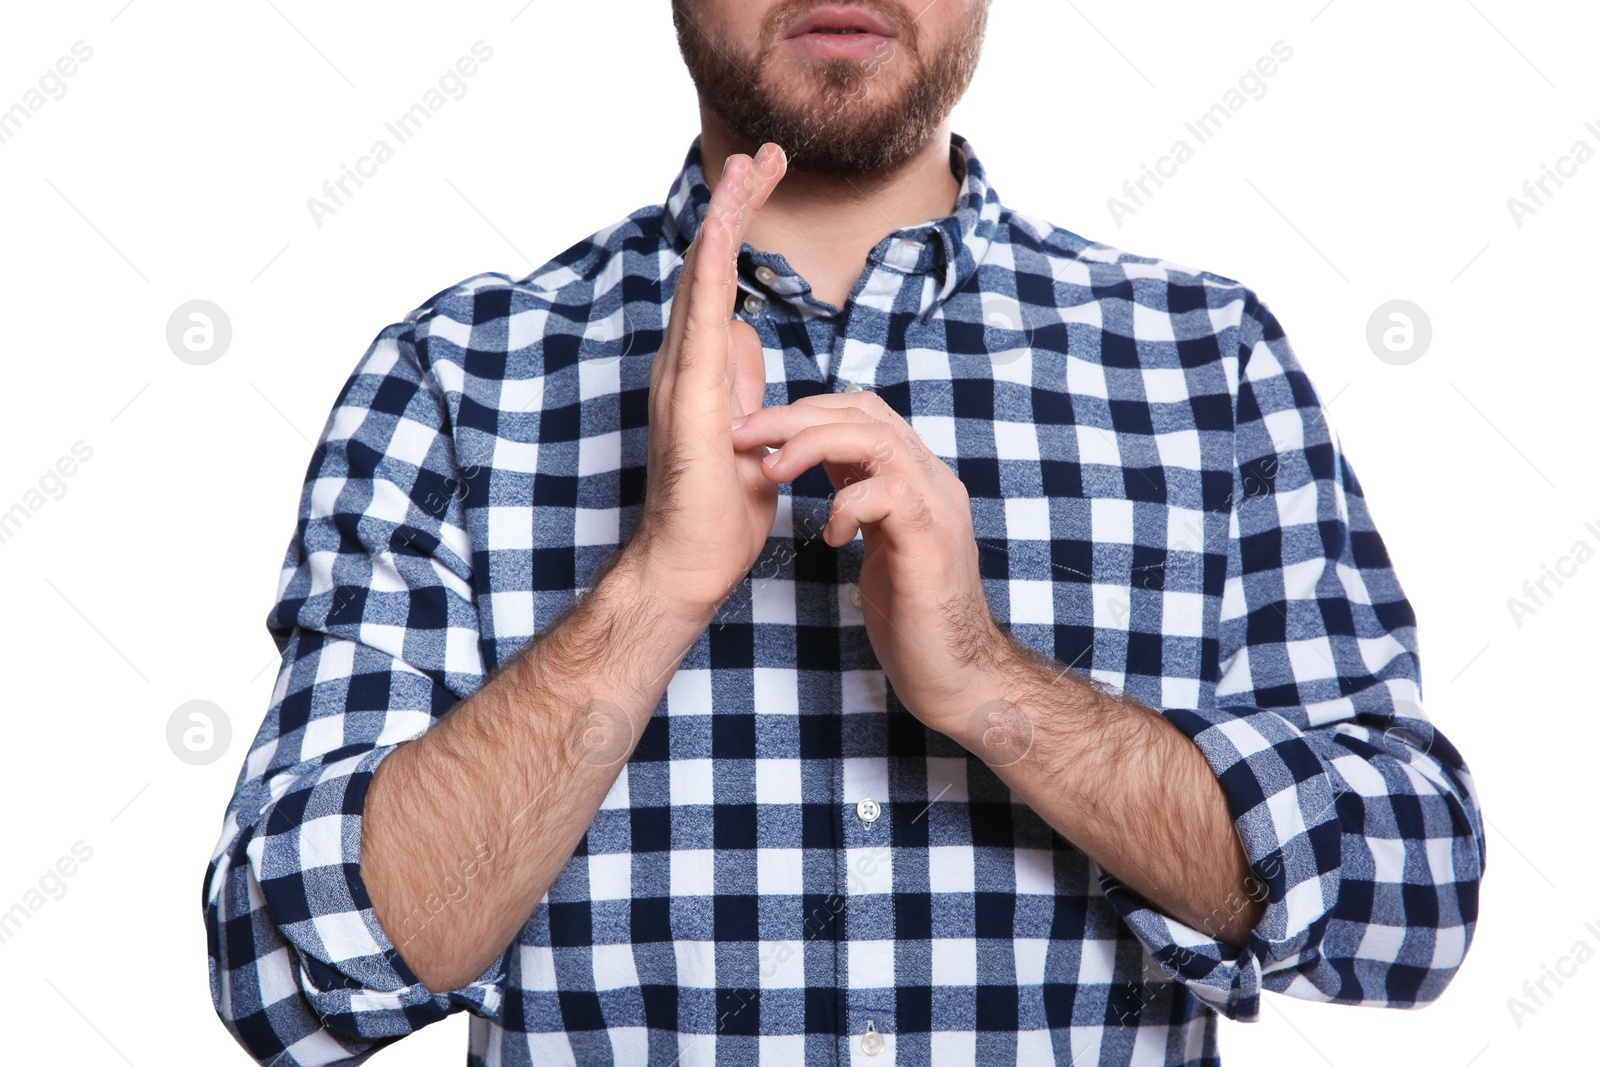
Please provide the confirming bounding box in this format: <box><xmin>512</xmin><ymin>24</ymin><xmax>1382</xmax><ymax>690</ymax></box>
<box><xmin>1096</xmin><ymin>290</ymin><xmax>1486</xmax><ymax>1021</ymax></box>
<box><xmin>203</xmin><ymin>307</ymin><xmax>506</xmax><ymax>1064</ymax></box>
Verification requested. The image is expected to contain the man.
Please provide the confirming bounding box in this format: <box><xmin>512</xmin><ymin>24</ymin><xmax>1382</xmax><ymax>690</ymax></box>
<box><xmin>205</xmin><ymin>1</ymin><xmax>1486</xmax><ymax>1064</ymax></box>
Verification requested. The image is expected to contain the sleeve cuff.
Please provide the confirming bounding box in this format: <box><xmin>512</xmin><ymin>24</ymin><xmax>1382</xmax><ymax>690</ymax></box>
<box><xmin>1095</xmin><ymin>702</ymin><xmax>1345</xmax><ymax>1021</ymax></box>
<box><xmin>246</xmin><ymin>746</ymin><xmax>507</xmax><ymax>1038</ymax></box>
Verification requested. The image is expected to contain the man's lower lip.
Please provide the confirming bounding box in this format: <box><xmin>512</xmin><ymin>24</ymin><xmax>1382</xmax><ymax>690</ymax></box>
<box><xmin>783</xmin><ymin>31</ymin><xmax>895</xmax><ymax>59</ymax></box>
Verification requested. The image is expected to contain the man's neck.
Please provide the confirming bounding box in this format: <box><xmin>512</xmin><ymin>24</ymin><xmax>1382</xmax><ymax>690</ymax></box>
<box><xmin>697</xmin><ymin>108</ymin><xmax>962</xmax><ymax>311</ymax></box>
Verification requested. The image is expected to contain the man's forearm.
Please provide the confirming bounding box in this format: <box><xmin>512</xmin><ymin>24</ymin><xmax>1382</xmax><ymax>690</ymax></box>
<box><xmin>951</xmin><ymin>632</ymin><xmax>1266</xmax><ymax>948</ymax></box>
<box><xmin>361</xmin><ymin>541</ymin><xmax>714</xmax><ymax>992</ymax></box>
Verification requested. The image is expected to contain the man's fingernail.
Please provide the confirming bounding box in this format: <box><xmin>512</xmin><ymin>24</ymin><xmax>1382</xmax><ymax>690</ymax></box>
<box><xmin>731</xmin><ymin>415</ymin><xmax>748</xmax><ymax>429</ymax></box>
<box><xmin>762</xmin><ymin>447</ymin><xmax>782</xmax><ymax>467</ymax></box>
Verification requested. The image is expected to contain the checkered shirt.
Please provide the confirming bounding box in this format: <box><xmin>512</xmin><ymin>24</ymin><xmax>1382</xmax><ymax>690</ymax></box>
<box><xmin>204</xmin><ymin>133</ymin><xmax>1486</xmax><ymax>1067</ymax></box>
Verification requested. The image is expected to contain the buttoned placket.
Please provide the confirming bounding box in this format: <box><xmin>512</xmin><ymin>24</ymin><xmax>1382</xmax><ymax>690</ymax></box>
<box><xmin>730</xmin><ymin>229</ymin><xmax>954</xmax><ymax>1067</ymax></box>
<box><xmin>827</xmin><ymin>233</ymin><xmax>931</xmax><ymax>396</ymax></box>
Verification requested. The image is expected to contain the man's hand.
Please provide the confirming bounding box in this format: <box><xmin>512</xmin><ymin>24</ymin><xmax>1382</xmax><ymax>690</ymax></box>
<box><xmin>728</xmin><ymin>390</ymin><xmax>1007</xmax><ymax>735</ymax></box>
<box><xmin>633</xmin><ymin>142</ymin><xmax>789</xmax><ymax>617</ymax></box>
<box><xmin>361</xmin><ymin>146</ymin><xmax>795</xmax><ymax>994</ymax></box>
<box><xmin>731</xmin><ymin>393</ymin><xmax>1264</xmax><ymax>946</ymax></box>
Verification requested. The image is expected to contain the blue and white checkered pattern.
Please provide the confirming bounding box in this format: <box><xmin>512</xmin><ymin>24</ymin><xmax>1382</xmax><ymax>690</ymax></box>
<box><xmin>203</xmin><ymin>134</ymin><xmax>1485</xmax><ymax>1067</ymax></box>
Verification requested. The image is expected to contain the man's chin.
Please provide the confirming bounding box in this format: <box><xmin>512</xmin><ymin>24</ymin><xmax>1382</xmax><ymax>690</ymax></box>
<box><xmin>764</xmin><ymin>79</ymin><xmax>913</xmax><ymax>132</ymax></box>
<box><xmin>766</xmin><ymin>64</ymin><xmax>909</xmax><ymax>102</ymax></box>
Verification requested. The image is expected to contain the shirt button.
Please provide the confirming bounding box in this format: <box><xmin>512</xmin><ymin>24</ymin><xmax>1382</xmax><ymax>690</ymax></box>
<box><xmin>754</xmin><ymin>265</ymin><xmax>778</xmax><ymax>286</ymax></box>
<box><xmin>743</xmin><ymin>293</ymin><xmax>765</xmax><ymax>316</ymax></box>
<box><xmin>848</xmin><ymin>585</ymin><xmax>863</xmax><ymax>609</ymax></box>
<box><xmin>856</xmin><ymin>797</ymin><xmax>881</xmax><ymax>824</ymax></box>
<box><xmin>861</xmin><ymin>1021</ymin><xmax>884</xmax><ymax>1056</ymax></box>
<box><xmin>842</xmin><ymin>381</ymin><xmax>863</xmax><ymax>392</ymax></box>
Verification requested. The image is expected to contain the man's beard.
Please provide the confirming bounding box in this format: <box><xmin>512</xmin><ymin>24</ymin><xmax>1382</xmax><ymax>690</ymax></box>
<box><xmin>673</xmin><ymin>0</ymin><xmax>988</xmax><ymax>180</ymax></box>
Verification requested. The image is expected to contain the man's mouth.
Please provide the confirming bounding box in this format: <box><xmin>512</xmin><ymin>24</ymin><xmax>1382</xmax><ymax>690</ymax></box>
<box><xmin>785</xmin><ymin>5</ymin><xmax>898</xmax><ymax>38</ymax></box>
<box><xmin>784</xmin><ymin>4</ymin><xmax>900</xmax><ymax>56</ymax></box>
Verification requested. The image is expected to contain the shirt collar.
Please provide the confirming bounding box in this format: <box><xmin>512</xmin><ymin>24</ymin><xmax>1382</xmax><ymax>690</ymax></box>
<box><xmin>661</xmin><ymin>131</ymin><xmax>1002</xmax><ymax>312</ymax></box>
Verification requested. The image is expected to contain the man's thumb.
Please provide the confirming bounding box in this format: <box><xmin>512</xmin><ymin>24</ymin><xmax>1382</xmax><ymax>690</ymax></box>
<box><xmin>728</xmin><ymin>319</ymin><xmax>767</xmax><ymax>420</ymax></box>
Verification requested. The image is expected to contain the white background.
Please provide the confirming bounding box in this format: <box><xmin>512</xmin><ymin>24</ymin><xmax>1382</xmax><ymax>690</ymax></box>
<box><xmin>0</xmin><ymin>1</ymin><xmax>1594</xmax><ymax>1064</ymax></box>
